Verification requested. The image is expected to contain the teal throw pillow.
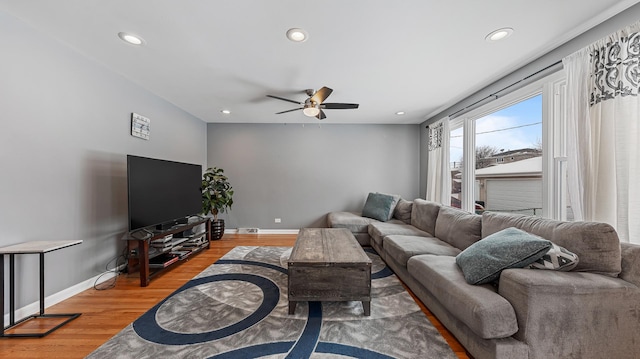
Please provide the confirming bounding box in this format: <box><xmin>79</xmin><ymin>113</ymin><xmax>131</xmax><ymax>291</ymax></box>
<box><xmin>456</xmin><ymin>227</ymin><xmax>552</xmax><ymax>285</ymax></box>
<box><xmin>362</xmin><ymin>192</ymin><xmax>397</xmax><ymax>222</ymax></box>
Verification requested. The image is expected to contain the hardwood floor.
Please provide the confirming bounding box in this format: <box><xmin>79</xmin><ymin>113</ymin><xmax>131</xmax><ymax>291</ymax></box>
<box><xmin>0</xmin><ymin>234</ymin><xmax>471</xmax><ymax>358</ymax></box>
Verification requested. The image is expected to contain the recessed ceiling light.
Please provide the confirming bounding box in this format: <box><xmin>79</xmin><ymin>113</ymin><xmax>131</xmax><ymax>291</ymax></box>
<box><xmin>118</xmin><ymin>32</ymin><xmax>144</xmax><ymax>45</ymax></box>
<box><xmin>396</xmin><ymin>111</ymin><xmax>406</xmax><ymax>115</ymax></box>
<box><xmin>485</xmin><ymin>28</ymin><xmax>514</xmax><ymax>42</ymax></box>
<box><xmin>221</xmin><ymin>110</ymin><xmax>231</xmax><ymax>114</ymax></box>
<box><xmin>286</xmin><ymin>28</ymin><xmax>308</xmax><ymax>42</ymax></box>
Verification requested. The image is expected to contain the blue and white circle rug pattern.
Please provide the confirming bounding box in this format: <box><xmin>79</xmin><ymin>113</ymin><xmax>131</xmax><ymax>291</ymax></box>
<box><xmin>87</xmin><ymin>246</ymin><xmax>456</xmax><ymax>359</ymax></box>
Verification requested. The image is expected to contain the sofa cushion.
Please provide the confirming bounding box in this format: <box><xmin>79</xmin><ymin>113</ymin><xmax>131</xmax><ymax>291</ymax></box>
<box><xmin>456</xmin><ymin>227</ymin><xmax>552</xmax><ymax>285</ymax></box>
<box><xmin>482</xmin><ymin>211</ymin><xmax>621</xmax><ymax>277</ymax></box>
<box><xmin>528</xmin><ymin>242</ymin><xmax>579</xmax><ymax>271</ymax></box>
<box><xmin>393</xmin><ymin>198</ymin><xmax>413</xmax><ymax>224</ymax></box>
<box><xmin>434</xmin><ymin>205</ymin><xmax>482</xmax><ymax>250</ymax></box>
<box><xmin>368</xmin><ymin>222</ymin><xmax>430</xmax><ymax>247</ymax></box>
<box><xmin>384</xmin><ymin>235</ymin><xmax>461</xmax><ymax>267</ymax></box>
<box><xmin>362</xmin><ymin>192</ymin><xmax>399</xmax><ymax>221</ymax></box>
<box><xmin>407</xmin><ymin>254</ymin><xmax>519</xmax><ymax>339</ymax></box>
<box><xmin>326</xmin><ymin>211</ymin><xmax>378</xmax><ymax>233</ymax></box>
<box><xmin>410</xmin><ymin>199</ymin><xmax>440</xmax><ymax>234</ymax></box>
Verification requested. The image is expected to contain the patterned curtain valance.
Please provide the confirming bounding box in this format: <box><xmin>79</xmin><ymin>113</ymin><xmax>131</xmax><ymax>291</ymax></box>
<box><xmin>563</xmin><ymin>20</ymin><xmax>640</xmax><ymax>243</ymax></box>
<box><xmin>428</xmin><ymin>122</ymin><xmax>443</xmax><ymax>151</ymax></box>
<box><xmin>590</xmin><ymin>31</ymin><xmax>640</xmax><ymax>106</ymax></box>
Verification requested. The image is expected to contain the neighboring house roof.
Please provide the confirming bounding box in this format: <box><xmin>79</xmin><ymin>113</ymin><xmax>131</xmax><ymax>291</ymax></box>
<box><xmin>475</xmin><ymin>156</ymin><xmax>542</xmax><ymax>178</ymax></box>
<box><xmin>485</xmin><ymin>148</ymin><xmax>541</xmax><ymax>159</ymax></box>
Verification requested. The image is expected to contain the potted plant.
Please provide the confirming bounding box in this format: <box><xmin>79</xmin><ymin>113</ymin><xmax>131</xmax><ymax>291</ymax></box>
<box><xmin>202</xmin><ymin>167</ymin><xmax>234</xmax><ymax>240</ymax></box>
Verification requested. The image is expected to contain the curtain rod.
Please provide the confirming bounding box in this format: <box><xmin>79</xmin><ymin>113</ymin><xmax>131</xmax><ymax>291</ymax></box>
<box><xmin>432</xmin><ymin>60</ymin><xmax>562</xmax><ymax>126</ymax></box>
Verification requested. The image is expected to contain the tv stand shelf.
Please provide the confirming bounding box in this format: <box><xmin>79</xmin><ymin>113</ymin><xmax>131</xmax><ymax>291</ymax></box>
<box><xmin>122</xmin><ymin>217</ymin><xmax>211</xmax><ymax>287</ymax></box>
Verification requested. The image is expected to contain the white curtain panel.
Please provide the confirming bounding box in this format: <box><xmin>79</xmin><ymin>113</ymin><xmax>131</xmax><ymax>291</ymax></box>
<box><xmin>426</xmin><ymin>117</ymin><xmax>451</xmax><ymax>205</ymax></box>
<box><xmin>563</xmin><ymin>21</ymin><xmax>640</xmax><ymax>243</ymax></box>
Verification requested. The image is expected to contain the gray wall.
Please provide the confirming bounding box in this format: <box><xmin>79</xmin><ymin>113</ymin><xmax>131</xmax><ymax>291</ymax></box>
<box><xmin>207</xmin><ymin>123</ymin><xmax>420</xmax><ymax>229</ymax></box>
<box><xmin>419</xmin><ymin>3</ymin><xmax>640</xmax><ymax>198</ymax></box>
<box><xmin>0</xmin><ymin>11</ymin><xmax>207</xmax><ymax>313</ymax></box>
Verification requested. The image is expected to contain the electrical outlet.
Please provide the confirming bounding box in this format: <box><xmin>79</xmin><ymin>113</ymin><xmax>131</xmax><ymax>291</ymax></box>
<box><xmin>274</xmin><ymin>218</ymin><xmax>281</xmax><ymax>223</ymax></box>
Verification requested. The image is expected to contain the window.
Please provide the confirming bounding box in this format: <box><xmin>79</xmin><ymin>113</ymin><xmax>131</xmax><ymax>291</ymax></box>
<box><xmin>474</xmin><ymin>94</ymin><xmax>542</xmax><ymax>216</ymax></box>
<box><xmin>449</xmin><ymin>71</ymin><xmax>568</xmax><ymax>220</ymax></box>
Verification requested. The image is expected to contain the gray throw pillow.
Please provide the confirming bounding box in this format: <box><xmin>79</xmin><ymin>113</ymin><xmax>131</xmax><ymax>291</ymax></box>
<box><xmin>362</xmin><ymin>192</ymin><xmax>397</xmax><ymax>222</ymax></box>
<box><xmin>456</xmin><ymin>227</ymin><xmax>552</xmax><ymax>285</ymax></box>
<box><xmin>393</xmin><ymin>198</ymin><xmax>413</xmax><ymax>224</ymax></box>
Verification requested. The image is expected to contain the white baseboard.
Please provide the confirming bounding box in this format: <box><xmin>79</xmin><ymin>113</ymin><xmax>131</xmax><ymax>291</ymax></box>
<box><xmin>256</xmin><ymin>229</ymin><xmax>300</xmax><ymax>234</ymax></box>
<box><xmin>224</xmin><ymin>228</ymin><xmax>300</xmax><ymax>235</ymax></box>
<box><xmin>3</xmin><ymin>265</ymin><xmax>124</xmax><ymax>325</ymax></box>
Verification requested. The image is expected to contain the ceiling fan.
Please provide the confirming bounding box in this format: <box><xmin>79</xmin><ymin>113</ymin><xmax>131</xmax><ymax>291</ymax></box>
<box><xmin>266</xmin><ymin>86</ymin><xmax>359</xmax><ymax>120</ymax></box>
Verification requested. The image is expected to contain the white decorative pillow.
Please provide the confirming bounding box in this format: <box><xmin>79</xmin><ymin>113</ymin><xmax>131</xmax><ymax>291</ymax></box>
<box><xmin>529</xmin><ymin>242</ymin><xmax>579</xmax><ymax>271</ymax></box>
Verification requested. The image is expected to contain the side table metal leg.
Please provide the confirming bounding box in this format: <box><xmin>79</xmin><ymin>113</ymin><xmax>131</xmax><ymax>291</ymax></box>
<box><xmin>40</xmin><ymin>253</ymin><xmax>45</xmax><ymax>315</ymax></box>
<box><xmin>9</xmin><ymin>254</ymin><xmax>15</xmax><ymax>325</ymax></box>
<box><xmin>1</xmin><ymin>255</ymin><xmax>4</xmax><ymax>336</ymax></box>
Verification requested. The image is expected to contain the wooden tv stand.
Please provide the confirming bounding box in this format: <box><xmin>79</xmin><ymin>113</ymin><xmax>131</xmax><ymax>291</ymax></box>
<box><xmin>122</xmin><ymin>217</ymin><xmax>211</xmax><ymax>287</ymax></box>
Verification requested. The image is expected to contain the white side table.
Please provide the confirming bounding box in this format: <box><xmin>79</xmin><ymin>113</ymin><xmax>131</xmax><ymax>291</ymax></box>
<box><xmin>0</xmin><ymin>240</ymin><xmax>82</xmax><ymax>337</ymax></box>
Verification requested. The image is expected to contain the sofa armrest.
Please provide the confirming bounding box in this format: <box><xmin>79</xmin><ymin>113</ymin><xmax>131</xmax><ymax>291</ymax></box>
<box><xmin>498</xmin><ymin>268</ymin><xmax>640</xmax><ymax>359</ymax></box>
<box><xmin>620</xmin><ymin>242</ymin><xmax>640</xmax><ymax>286</ymax></box>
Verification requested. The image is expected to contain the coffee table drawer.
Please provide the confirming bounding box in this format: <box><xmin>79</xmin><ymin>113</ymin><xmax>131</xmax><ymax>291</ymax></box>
<box><xmin>288</xmin><ymin>265</ymin><xmax>371</xmax><ymax>301</ymax></box>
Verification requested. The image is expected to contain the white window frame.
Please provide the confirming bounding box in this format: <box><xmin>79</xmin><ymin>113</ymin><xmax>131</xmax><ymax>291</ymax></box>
<box><xmin>449</xmin><ymin>70</ymin><xmax>567</xmax><ymax>219</ymax></box>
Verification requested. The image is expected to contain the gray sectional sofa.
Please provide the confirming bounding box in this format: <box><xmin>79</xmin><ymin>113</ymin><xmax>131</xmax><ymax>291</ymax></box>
<box><xmin>327</xmin><ymin>198</ymin><xmax>640</xmax><ymax>359</ymax></box>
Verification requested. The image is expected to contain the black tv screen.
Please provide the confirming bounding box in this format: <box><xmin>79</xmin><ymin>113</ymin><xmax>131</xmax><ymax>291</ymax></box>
<box><xmin>127</xmin><ymin>155</ymin><xmax>202</xmax><ymax>231</ymax></box>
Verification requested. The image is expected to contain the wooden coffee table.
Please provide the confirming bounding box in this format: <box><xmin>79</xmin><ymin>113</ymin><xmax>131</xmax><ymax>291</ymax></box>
<box><xmin>288</xmin><ymin>228</ymin><xmax>372</xmax><ymax>316</ymax></box>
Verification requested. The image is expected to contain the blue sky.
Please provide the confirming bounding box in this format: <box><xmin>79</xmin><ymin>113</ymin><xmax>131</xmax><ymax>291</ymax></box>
<box><xmin>450</xmin><ymin>94</ymin><xmax>542</xmax><ymax>163</ymax></box>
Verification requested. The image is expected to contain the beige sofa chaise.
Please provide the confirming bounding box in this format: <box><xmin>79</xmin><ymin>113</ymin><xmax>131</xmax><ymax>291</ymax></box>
<box><xmin>327</xmin><ymin>198</ymin><xmax>640</xmax><ymax>359</ymax></box>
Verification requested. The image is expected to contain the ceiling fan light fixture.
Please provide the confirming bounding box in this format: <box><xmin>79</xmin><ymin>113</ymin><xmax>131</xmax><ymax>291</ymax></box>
<box><xmin>286</xmin><ymin>28</ymin><xmax>308</xmax><ymax>42</ymax></box>
<box><xmin>303</xmin><ymin>105</ymin><xmax>320</xmax><ymax>117</ymax></box>
<box><xmin>118</xmin><ymin>32</ymin><xmax>144</xmax><ymax>45</ymax></box>
<box><xmin>485</xmin><ymin>27</ymin><xmax>514</xmax><ymax>42</ymax></box>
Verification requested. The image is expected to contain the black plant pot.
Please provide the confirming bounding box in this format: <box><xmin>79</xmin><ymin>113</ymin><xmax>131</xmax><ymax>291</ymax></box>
<box><xmin>211</xmin><ymin>219</ymin><xmax>225</xmax><ymax>240</ymax></box>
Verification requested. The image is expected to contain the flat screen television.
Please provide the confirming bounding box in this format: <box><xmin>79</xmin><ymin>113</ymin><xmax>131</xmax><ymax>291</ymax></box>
<box><xmin>127</xmin><ymin>155</ymin><xmax>203</xmax><ymax>231</ymax></box>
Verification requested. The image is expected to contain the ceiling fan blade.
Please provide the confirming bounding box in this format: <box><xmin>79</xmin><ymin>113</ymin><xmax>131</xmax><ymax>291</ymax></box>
<box><xmin>266</xmin><ymin>95</ymin><xmax>302</xmax><ymax>105</ymax></box>
<box><xmin>316</xmin><ymin>109</ymin><xmax>326</xmax><ymax>120</ymax></box>
<box><xmin>275</xmin><ymin>108</ymin><xmax>302</xmax><ymax>114</ymax></box>
<box><xmin>310</xmin><ymin>86</ymin><xmax>333</xmax><ymax>104</ymax></box>
<box><xmin>321</xmin><ymin>103</ymin><xmax>359</xmax><ymax>109</ymax></box>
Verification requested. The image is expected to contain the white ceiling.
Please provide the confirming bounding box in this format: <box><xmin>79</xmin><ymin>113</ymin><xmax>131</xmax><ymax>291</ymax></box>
<box><xmin>2</xmin><ymin>0</ymin><xmax>638</xmax><ymax>124</ymax></box>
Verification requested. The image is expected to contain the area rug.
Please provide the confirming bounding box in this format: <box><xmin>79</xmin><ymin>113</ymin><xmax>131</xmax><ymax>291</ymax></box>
<box><xmin>87</xmin><ymin>246</ymin><xmax>457</xmax><ymax>358</ymax></box>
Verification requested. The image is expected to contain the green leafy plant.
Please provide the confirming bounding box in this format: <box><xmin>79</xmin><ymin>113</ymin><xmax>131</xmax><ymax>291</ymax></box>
<box><xmin>201</xmin><ymin>167</ymin><xmax>234</xmax><ymax>221</ymax></box>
